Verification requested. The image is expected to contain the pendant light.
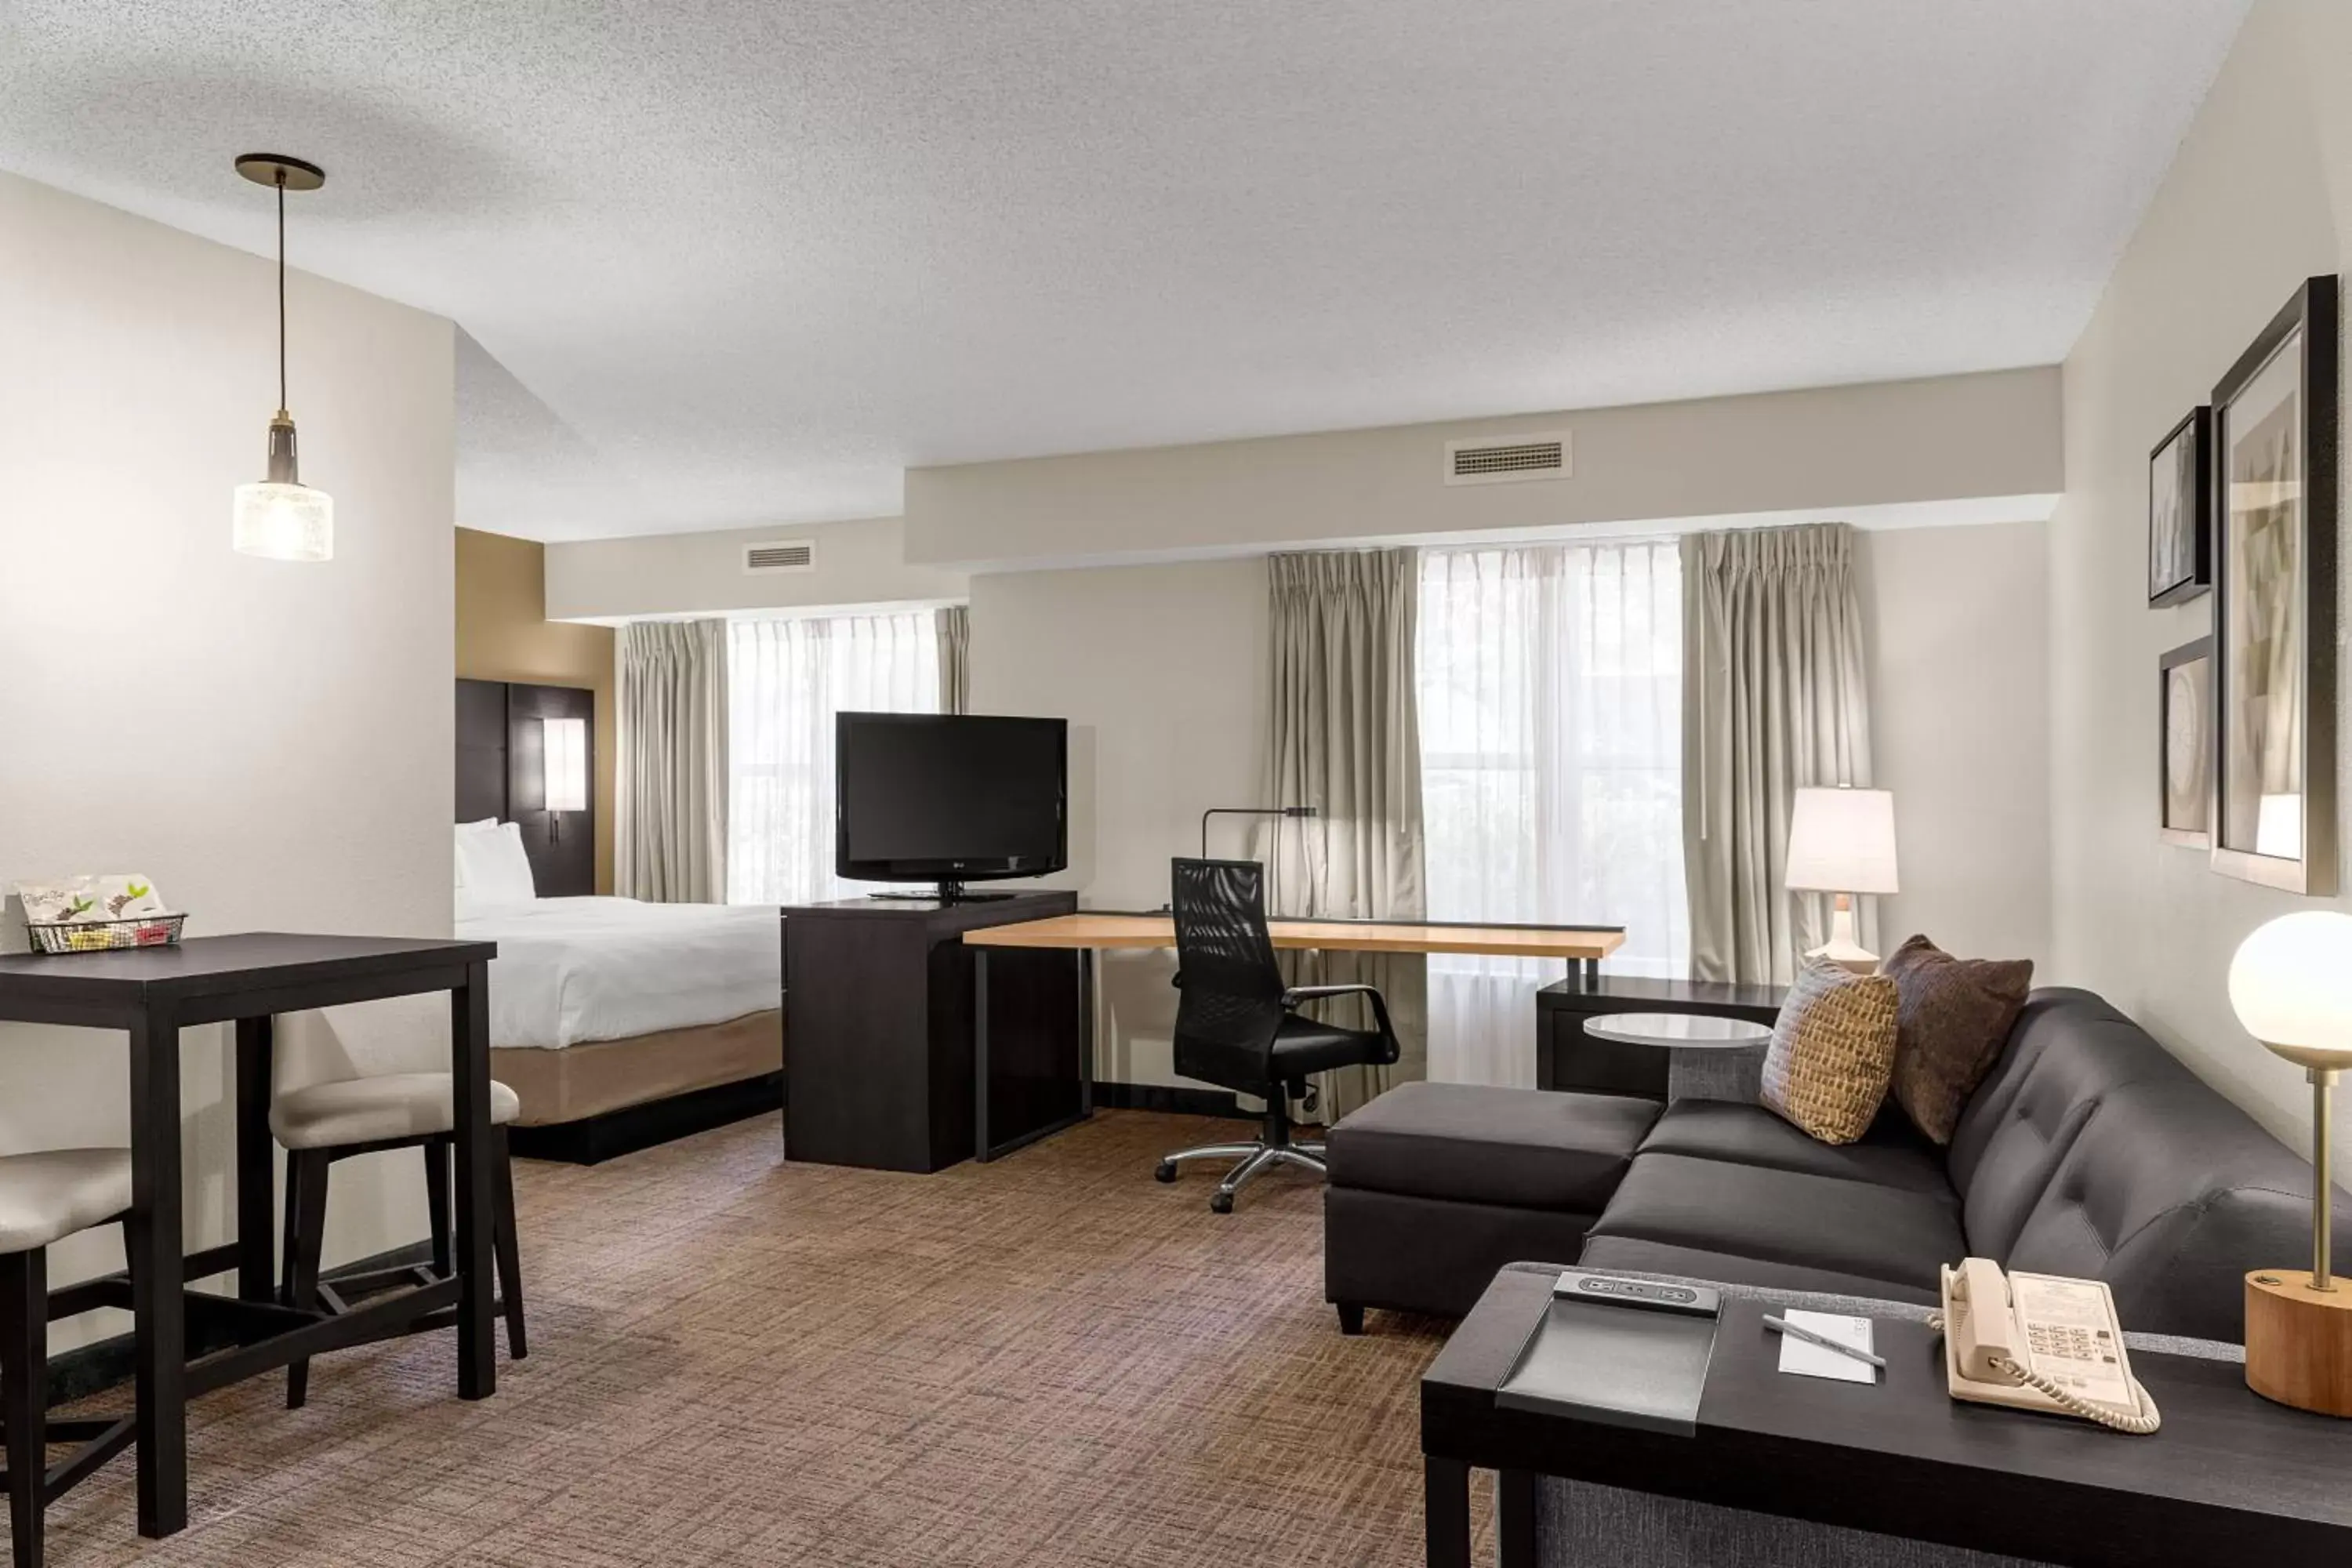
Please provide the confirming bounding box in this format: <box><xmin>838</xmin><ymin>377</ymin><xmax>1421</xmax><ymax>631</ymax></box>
<box><xmin>230</xmin><ymin>154</ymin><xmax>333</xmax><ymax>561</ymax></box>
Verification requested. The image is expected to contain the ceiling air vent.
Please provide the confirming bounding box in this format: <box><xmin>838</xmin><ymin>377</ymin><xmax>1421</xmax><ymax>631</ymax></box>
<box><xmin>1443</xmin><ymin>431</ymin><xmax>1572</xmax><ymax>486</ymax></box>
<box><xmin>742</xmin><ymin>540</ymin><xmax>815</xmax><ymax>575</ymax></box>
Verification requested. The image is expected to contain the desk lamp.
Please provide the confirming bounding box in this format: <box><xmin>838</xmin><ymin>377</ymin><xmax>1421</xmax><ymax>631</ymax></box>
<box><xmin>2229</xmin><ymin>910</ymin><xmax>2352</xmax><ymax>1417</ymax></box>
<box><xmin>1782</xmin><ymin>786</ymin><xmax>1899</xmax><ymax>974</ymax></box>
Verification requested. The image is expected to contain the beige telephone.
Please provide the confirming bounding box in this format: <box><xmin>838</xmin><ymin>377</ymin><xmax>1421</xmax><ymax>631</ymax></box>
<box><xmin>1937</xmin><ymin>1258</ymin><xmax>2161</xmax><ymax>1435</ymax></box>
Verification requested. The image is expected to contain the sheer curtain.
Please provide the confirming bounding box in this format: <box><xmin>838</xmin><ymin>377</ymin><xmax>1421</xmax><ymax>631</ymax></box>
<box><xmin>727</xmin><ymin>612</ymin><xmax>941</xmax><ymax>906</ymax></box>
<box><xmin>1418</xmin><ymin>542</ymin><xmax>1686</xmax><ymax>1087</ymax></box>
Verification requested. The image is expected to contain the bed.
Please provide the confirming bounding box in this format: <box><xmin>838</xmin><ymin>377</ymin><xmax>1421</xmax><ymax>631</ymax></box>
<box><xmin>454</xmin><ymin>677</ymin><xmax>782</xmax><ymax>1161</ymax></box>
<box><xmin>459</xmin><ymin>895</ymin><xmax>782</xmax><ymax>1157</ymax></box>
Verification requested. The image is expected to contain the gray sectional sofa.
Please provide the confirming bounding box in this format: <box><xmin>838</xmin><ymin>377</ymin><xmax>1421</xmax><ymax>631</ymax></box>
<box><xmin>1325</xmin><ymin>987</ymin><xmax>2352</xmax><ymax>1342</ymax></box>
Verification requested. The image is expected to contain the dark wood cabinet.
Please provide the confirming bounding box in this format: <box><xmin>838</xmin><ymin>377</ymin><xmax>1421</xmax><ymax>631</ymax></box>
<box><xmin>783</xmin><ymin>892</ymin><xmax>1080</xmax><ymax>1172</ymax></box>
<box><xmin>1536</xmin><ymin>975</ymin><xmax>1784</xmax><ymax>1098</ymax></box>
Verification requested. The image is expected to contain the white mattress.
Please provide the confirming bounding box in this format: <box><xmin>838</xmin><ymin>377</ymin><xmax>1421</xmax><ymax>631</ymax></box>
<box><xmin>456</xmin><ymin>897</ymin><xmax>782</xmax><ymax>1050</ymax></box>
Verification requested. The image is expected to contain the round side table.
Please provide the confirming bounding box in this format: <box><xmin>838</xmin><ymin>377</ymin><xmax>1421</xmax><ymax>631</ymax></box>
<box><xmin>1583</xmin><ymin>1011</ymin><xmax>1773</xmax><ymax>1102</ymax></box>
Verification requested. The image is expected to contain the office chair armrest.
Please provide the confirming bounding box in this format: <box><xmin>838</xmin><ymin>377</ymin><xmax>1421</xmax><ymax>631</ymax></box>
<box><xmin>1282</xmin><ymin>982</ymin><xmax>1396</xmax><ymax>1041</ymax></box>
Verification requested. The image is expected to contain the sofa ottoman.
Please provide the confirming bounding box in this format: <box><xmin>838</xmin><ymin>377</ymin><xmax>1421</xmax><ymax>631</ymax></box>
<box><xmin>1323</xmin><ymin>1080</ymin><xmax>1659</xmax><ymax>1329</ymax></box>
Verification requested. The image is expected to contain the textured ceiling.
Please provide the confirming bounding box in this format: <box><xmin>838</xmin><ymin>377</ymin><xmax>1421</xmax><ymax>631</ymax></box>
<box><xmin>0</xmin><ymin>1</ymin><xmax>2246</xmax><ymax>541</ymax></box>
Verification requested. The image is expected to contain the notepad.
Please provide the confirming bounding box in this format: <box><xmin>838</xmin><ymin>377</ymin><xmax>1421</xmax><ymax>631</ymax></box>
<box><xmin>1775</xmin><ymin>1310</ymin><xmax>1878</xmax><ymax>1385</ymax></box>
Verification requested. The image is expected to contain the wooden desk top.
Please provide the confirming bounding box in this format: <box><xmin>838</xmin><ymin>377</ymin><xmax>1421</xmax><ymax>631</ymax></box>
<box><xmin>962</xmin><ymin>913</ymin><xmax>1624</xmax><ymax>961</ymax></box>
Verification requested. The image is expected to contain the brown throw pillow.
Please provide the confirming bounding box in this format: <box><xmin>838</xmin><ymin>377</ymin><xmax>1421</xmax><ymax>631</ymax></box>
<box><xmin>1883</xmin><ymin>934</ymin><xmax>2034</xmax><ymax>1145</ymax></box>
<box><xmin>1759</xmin><ymin>960</ymin><xmax>1900</xmax><ymax>1145</ymax></box>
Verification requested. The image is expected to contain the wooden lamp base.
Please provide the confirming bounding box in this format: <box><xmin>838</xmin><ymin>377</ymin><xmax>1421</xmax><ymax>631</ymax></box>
<box><xmin>2245</xmin><ymin>1269</ymin><xmax>2352</xmax><ymax>1417</ymax></box>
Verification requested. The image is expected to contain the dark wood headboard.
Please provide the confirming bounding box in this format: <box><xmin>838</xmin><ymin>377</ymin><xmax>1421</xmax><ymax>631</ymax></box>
<box><xmin>456</xmin><ymin>677</ymin><xmax>596</xmax><ymax>898</ymax></box>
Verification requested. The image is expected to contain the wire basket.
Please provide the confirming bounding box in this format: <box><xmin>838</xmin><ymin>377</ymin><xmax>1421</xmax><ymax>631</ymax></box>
<box><xmin>25</xmin><ymin>913</ymin><xmax>187</xmax><ymax>956</ymax></box>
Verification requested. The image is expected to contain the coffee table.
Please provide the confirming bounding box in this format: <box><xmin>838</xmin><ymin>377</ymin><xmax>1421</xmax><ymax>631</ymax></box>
<box><xmin>1422</xmin><ymin>1263</ymin><xmax>2352</xmax><ymax>1567</ymax></box>
<box><xmin>1583</xmin><ymin>1011</ymin><xmax>1772</xmax><ymax>1101</ymax></box>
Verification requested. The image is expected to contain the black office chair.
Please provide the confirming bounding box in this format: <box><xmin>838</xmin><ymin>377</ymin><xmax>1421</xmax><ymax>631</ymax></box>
<box><xmin>1153</xmin><ymin>858</ymin><xmax>1399</xmax><ymax>1213</ymax></box>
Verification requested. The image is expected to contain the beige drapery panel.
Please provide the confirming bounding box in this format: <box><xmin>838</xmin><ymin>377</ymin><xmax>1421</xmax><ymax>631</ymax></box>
<box><xmin>615</xmin><ymin>619</ymin><xmax>731</xmax><ymax>903</ymax></box>
<box><xmin>1681</xmin><ymin>523</ymin><xmax>1875</xmax><ymax>985</ymax></box>
<box><xmin>936</xmin><ymin>605</ymin><xmax>971</xmax><ymax>715</ymax></box>
<box><xmin>1263</xmin><ymin>548</ymin><xmax>1428</xmax><ymax>1120</ymax></box>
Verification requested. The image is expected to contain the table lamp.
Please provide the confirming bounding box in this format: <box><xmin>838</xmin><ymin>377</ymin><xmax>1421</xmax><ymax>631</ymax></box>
<box><xmin>1782</xmin><ymin>786</ymin><xmax>1899</xmax><ymax>974</ymax></box>
<box><xmin>2229</xmin><ymin>911</ymin><xmax>2352</xmax><ymax>1417</ymax></box>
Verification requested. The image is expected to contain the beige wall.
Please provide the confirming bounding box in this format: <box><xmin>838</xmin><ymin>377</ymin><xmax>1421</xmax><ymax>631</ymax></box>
<box><xmin>970</xmin><ymin>559</ymin><xmax>1269</xmax><ymax>1087</ymax></box>
<box><xmin>1861</xmin><ymin>522</ymin><xmax>2052</xmax><ymax>964</ymax></box>
<box><xmin>906</xmin><ymin>368</ymin><xmax>2062</xmax><ymax>570</ymax></box>
<box><xmin>975</xmin><ymin>526</ymin><xmax>2045</xmax><ymax>1088</ymax></box>
<box><xmin>456</xmin><ymin>528</ymin><xmax>618</xmax><ymax>893</ymax></box>
<box><xmin>545</xmin><ymin>514</ymin><xmax>968</xmax><ymax>622</ymax></box>
<box><xmin>2049</xmin><ymin>0</ymin><xmax>2352</xmax><ymax>1172</ymax></box>
<box><xmin>0</xmin><ymin>172</ymin><xmax>456</xmax><ymax>1345</ymax></box>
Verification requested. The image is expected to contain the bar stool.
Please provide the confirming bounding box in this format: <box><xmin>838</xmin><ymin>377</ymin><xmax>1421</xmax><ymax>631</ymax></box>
<box><xmin>1</xmin><ymin>1149</ymin><xmax>136</xmax><ymax>1568</ymax></box>
<box><xmin>272</xmin><ymin>1004</ymin><xmax>528</xmax><ymax>1409</ymax></box>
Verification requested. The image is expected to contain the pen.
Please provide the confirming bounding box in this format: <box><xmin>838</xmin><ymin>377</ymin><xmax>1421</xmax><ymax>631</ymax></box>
<box><xmin>1762</xmin><ymin>1313</ymin><xmax>1887</xmax><ymax>1369</ymax></box>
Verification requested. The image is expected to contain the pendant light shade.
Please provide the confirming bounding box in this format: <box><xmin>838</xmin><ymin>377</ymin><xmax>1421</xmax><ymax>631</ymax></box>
<box><xmin>232</xmin><ymin>154</ymin><xmax>333</xmax><ymax>561</ymax></box>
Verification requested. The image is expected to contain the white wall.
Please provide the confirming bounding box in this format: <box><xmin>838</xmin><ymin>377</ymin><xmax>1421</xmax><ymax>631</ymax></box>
<box><xmin>544</xmin><ymin>514</ymin><xmax>968</xmax><ymax>622</ymax></box>
<box><xmin>970</xmin><ymin>560</ymin><xmax>1268</xmax><ymax>1086</ymax></box>
<box><xmin>1862</xmin><ymin>522</ymin><xmax>2053</xmax><ymax>965</ymax></box>
<box><xmin>0</xmin><ymin>172</ymin><xmax>456</xmax><ymax>1346</ymax></box>
<box><xmin>907</xmin><ymin>368</ymin><xmax>2062</xmax><ymax>569</ymax></box>
<box><xmin>2049</xmin><ymin>0</ymin><xmax>2352</xmax><ymax>1172</ymax></box>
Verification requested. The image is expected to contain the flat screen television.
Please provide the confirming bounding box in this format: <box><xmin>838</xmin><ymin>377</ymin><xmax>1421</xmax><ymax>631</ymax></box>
<box><xmin>834</xmin><ymin>712</ymin><xmax>1068</xmax><ymax>895</ymax></box>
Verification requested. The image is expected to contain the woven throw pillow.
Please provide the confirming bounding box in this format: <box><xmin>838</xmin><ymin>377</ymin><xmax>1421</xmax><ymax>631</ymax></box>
<box><xmin>1759</xmin><ymin>960</ymin><xmax>1900</xmax><ymax>1145</ymax></box>
<box><xmin>1883</xmin><ymin>934</ymin><xmax>2034</xmax><ymax>1145</ymax></box>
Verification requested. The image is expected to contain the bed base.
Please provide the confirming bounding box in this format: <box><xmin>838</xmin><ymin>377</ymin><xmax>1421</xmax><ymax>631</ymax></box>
<box><xmin>507</xmin><ymin>1072</ymin><xmax>783</xmax><ymax>1165</ymax></box>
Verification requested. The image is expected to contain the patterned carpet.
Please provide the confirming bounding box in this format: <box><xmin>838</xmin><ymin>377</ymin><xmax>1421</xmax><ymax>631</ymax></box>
<box><xmin>47</xmin><ymin>1111</ymin><xmax>1483</xmax><ymax>1566</ymax></box>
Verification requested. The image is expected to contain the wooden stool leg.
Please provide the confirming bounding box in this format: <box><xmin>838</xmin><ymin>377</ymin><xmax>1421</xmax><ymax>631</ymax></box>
<box><xmin>283</xmin><ymin>1152</ymin><xmax>330</xmax><ymax>1410</ymax></box>
<box><xmin>491</xmin><ymin>1128</ymin><xmax>527</xmax><ymax>1361</ymax></box>
<box><xmin>423</xmin><ymin>1139</ymin><xmax>452</xmax><ymax>1280</ymax></box>
<box><xmin>2</xmin><ymin>1248</ymin><xmax>46</xmax><ymax>1568</ymax></box>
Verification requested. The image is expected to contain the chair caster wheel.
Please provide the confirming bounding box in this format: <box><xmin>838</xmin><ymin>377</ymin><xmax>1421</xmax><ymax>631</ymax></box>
<box><xmin>1154</xmin><ymin>1160</ymin><xmax>1178</xmax><ymax>1183</ymax></box>
<box><xmin>1210</xmin><ymin>1192</ymin><xmax>1234</xmax><ymax>1214</ymax></box>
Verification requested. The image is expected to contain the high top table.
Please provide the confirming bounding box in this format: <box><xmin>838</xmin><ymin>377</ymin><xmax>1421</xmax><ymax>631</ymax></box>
<box><xmin>0</xmin><ymin>933</ymin><xmax>501</xmax><ymax>1540</ymax></box>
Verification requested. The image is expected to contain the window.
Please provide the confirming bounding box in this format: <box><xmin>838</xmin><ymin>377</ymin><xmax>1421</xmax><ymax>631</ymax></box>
<box><xmin>728</xmin><ymin>612</ymin><xmax>940</xmax><ymax>905</ymax></box>
<box><xmin>1418</xmin><ymin>541</ymin><xmax>1686</xmax><ymax>1084</ymax></box>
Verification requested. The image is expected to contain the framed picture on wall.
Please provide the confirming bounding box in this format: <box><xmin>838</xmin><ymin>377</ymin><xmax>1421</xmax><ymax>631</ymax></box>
<box><xmin>2148</xmin><ymin>407</ymin><xmax>2211</xmax><ymax>605</ymax></box>
<box><xmin>2210</xmin><ymin>274</ymin><xmax>2338</xmax><ymax>895</ymax></box>
<box><xmin>2158</xmin><ymin>637</ymin><xmax>2212</xmax><ymax>847</ymax></box>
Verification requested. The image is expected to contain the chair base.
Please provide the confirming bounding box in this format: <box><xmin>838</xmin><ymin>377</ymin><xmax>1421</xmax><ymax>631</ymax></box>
<box><xmin>1154</xmin><ymin>1094</ymin><xmax>1327</xmax><ymax>1213</ymax></box>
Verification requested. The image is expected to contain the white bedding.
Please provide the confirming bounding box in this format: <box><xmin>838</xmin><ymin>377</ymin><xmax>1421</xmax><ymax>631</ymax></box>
<box><xmin>456</xmin><ymin>897</ymin><xmax>782</xmax><ymax>1050</ymax></box>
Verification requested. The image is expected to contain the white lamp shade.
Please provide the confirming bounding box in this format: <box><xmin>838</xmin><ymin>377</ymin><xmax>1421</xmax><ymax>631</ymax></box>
<box><xmin>1783</xmin><ymin>786</ymin><xmax>1900</xmax><ymax>895</ymax></box>
<box><xmin>543</xmin><ymin>717</ymin><xmax>589</xmax><ymax>812</ymax></box>
<box><xmin>2228</xmin><ymin>912</ymin><xmax>2352</xmax><ymax>1065</ymax></box>
<box><xmin>232</xmin><ymin>481</ymin><xmax>333</xmax><ymax>561</ymax></box>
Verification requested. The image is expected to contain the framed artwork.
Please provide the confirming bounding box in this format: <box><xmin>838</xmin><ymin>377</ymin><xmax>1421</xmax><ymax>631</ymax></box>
<box><xmin>2158</xmin><ymin>637</ymin><xmax>2212</xmax><ymax>847</ymax></box>
<box><xmin>2148</xmin><ymin>407</ymin><xmax>2211</xmax><ymax>605</ymax></box>
<box><xmin>2210</xmin><ymin>274</ymin><xmax>2338</xmax><ymax>895</ymax></box>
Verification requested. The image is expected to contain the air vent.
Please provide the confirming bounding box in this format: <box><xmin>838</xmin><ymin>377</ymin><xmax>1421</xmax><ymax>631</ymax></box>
<box><xmin>1443</xmin><ymin>431</ymin><xmax>1572</xmax><ymax>486</ymax></box>
<box><xmin>742</xmin><ymin>540</ymin><xmax>815</xmax><ymax>575</ymax></box>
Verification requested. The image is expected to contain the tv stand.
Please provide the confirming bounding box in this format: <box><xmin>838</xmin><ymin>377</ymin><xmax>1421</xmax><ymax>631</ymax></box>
<box><xmin>866</xmin><ymin>882</ymin><xmax>1018</xmax><ymax>904</ymax></box>
<box><xmin>782</xmin><ymin>891</ymin><xmax>1081</xmax><ymax>1171</ymax></box>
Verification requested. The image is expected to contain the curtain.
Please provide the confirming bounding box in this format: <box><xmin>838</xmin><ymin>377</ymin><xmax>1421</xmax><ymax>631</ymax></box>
<box><xmin>1264</xmin><ymin>548</ymin><xmax>1427</xmax><ymax>1121</ymax></box>
<box><xmin>936</xmin><ymin>604</ymin><xmax>971</xmax><ymax>716</ymax></box>
<box><xmin>1418</xmin><ymin>542</ymin><xmax>1686</xmax><ymax>1087</ymax></box>
<box><xmin>1682</xmin><ymin>523</ymin><xmax>1875</xmax><ymax>985</ymax></box>
<box><xmin>616</xmin><ymin>619</ymin><xmax>731</xmax><ymax>903</ymax></box>
<box><xmin>728</xmin><ymin>612</ymin><xmax>941</xmax><ymax>906</ymax></box>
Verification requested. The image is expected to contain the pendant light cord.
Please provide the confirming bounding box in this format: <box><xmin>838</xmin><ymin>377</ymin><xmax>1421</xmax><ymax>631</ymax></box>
<box><xmin>276</xmin><ymin>169</ymin><xmax>288</xmax><ymax>413</ymax></box>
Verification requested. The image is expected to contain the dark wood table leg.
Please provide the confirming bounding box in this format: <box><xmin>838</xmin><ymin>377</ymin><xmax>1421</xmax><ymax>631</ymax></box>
<box><xmin>1076</xmin><ymin>947</ymin><xmax>1093</xmax><ymax>1118</ymax></box>
<box><xmin>1425</xmin><ymin>1454</ymin><xmax>1471</xmax><ymax>1568</ymax></box>
<box><xmin>129</xmin><ymin>1000</ymin><xmax>187</xmax><ymax>1537</ymax></box>
<box><xmin>234</xmin><ymin>1015</ymin><xmax>275</xmax><ymax>1304</ymax></box>
<box><xmin>973</xmin><ymin>949</ymin><xmax>992</xmax><ymax>1162</ymax></box>
<box><xmin>1498</xmin><ymin>1468</ymin><xmax>1537</xmax><ymax>1568</ymax></box>
<box><xmin>450</xmin><ymin>960</ymin><xmax>496</xmax><ymax>1399</ymax></box>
